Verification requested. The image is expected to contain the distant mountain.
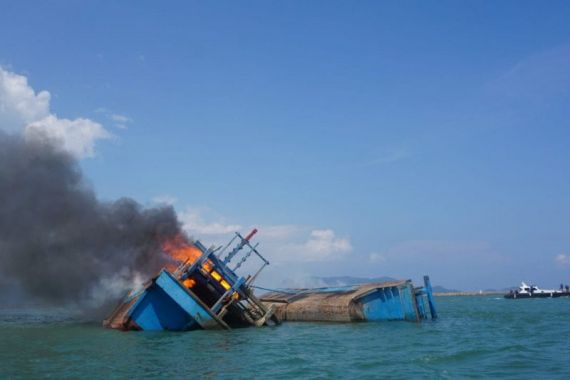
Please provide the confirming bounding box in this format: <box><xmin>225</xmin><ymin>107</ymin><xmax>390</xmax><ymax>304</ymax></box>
<box><xmin>431</xmin><ymin>285</ymin><xmax>461</xmax><ymax>293</ymax></box>
<box><xmin>318</xmin><ymin>276</ymin><xmax>462</xmax><ymax>294</ymax></box>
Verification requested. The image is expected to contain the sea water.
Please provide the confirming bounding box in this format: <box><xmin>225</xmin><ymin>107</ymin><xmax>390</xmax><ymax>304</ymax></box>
<box><xmin>1</xmin><ymin>296</ymin><xmax>569</xmax><ymax>379</ymax></box>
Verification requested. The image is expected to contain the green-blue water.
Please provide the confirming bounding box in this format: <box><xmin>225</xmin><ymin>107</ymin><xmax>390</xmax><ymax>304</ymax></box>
<box><xmin>1</xmin><ymin>296</ymin><xmax>569</xmax><ymax>379</ymax></box>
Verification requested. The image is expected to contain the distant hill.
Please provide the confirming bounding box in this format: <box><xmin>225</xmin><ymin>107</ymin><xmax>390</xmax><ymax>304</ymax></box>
<box><xmin>318</xmin><ymin>276</ymin><xmax>462</xmax><ymax>294</ymax></box>
<box><xmin>432</xmin><ymin>285</ymin><xmax>461</xmax><ymax>293</ymax></box>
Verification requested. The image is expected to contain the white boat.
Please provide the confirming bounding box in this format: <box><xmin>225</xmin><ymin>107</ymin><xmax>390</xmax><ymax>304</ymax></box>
<box><xmin>505</xmin><ymin>282</ymin><xmax>569</xmax><ymax>299</ymax></box>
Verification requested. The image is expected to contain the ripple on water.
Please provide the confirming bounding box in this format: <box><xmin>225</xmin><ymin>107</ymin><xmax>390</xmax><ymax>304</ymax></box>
<box><xmin>1</xmin><ymin>297</ymin><xmax>570</xmax><ymax>378</ymax></box>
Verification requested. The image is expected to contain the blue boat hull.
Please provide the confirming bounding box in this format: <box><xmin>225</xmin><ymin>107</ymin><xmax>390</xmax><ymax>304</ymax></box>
<box><xmin>261</xmin><ymin>277</ymin><xmax>437</xmax><ymax>323</ymax></box>
<box><xmin>105</xmin><ymin>270</ymin><xmax>229</xmax><ymax>331</ymax></box>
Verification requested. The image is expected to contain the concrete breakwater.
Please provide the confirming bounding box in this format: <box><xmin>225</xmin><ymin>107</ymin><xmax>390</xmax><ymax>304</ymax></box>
<box><xmin>434</xmin><ymin>291</ymin><xmax>503</xmax><ymax>297</ymax></box>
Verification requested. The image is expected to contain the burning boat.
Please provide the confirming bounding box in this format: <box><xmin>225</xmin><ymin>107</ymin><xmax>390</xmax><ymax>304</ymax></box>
<box><xmin>104</xmin><ymin>229</ymin><xmax>438</xmax><ymax>331</ymax></box>
<box><xmin>104</xmin><ymin>229</ymin><xmax>279</xmax><ymax>331</ymax></box>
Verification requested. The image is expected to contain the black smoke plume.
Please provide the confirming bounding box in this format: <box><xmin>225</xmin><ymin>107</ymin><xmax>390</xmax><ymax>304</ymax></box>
<box><xmin>0</xmin><ymin>131</ymin><xmax>186</xmax><ymax>307</ymax></box>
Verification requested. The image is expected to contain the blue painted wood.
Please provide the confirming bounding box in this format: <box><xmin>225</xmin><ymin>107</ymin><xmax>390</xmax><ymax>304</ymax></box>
<box><xmin>128</xmin><ymin>270</ymin><xmax>225</xmax><ymax>331</ymax></box>
<box><xmin>383</xmin><ymin>288</ymin><xmax>394</xmax><ymax>319</ymax></box>
<box><xmin>415</xmin><ymin>293</ymin><xmax>427</xmax><ymax>319</ymax></box>
<box><xmin>129</xmin><ymin>286</ymin><xmax>196</xmax><ymax>331</ymax></box>
<box><xmin>155</xmin><ymin>271</ymin><xmax>218</xmax><ymax>329</ymax></box>
<box><xmin>356</xmin><ymin>283</ymin><xmax>427</xmax><ymax>322</ymax></box>
<box><xmin>390</xmin><ymin>287</ymin><xmax>403</xmax><ymax>319</ymax></box>
<box><xmin>360</xmin><ymin>290</ymin><xmax>390</xmax><ymax>320</ymax></box>
<box><xmin>360</xmin><ymin>286</ymin><xmax>408</xmax><ymax>321</ymax></box>
<box><xmin>423</xmin><ymin>275</ymin><xmax>438</xmax><ymax>320</ymax></box>
<box><xmin>399</xmin><ymin>285</ymin><xmax>418</xmax><ymax>321</ymax></box>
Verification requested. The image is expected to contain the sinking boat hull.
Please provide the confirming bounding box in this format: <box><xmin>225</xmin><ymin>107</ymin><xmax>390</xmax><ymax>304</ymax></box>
<box><xmin>104</xmin><ymin>270</ymin><xmax>229</xmax><ymax>331</ymax></box>
<box><xmin>261</xmin><ymin>276</ymin><xmax>437</xmax><ymax>323</ymax></box>
<box><xmin>105</xmin><ymin>230</ymin><xmax>436</xmax><ymax>331</ymax></box>
<box><xmin>104</xmin><ymin>231</ymin><xmax>278</xmax><ymax>332</ymax></box>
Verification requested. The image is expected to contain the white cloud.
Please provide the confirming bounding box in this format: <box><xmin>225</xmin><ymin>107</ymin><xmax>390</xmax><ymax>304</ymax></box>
<box><xmin>178</xmin><ymin>217</ymin><xmax>353</xmax><ymax>288</ymax></box>
<box><xmin>555</xmin><ymin>254</ymin><xmax>570</xmax><ymax>266</ymax></box>
<box><xmin>0</xmin><ymin>67</ymin><xmax>110</xmax><ymax>158</ymax></box>
<box><xmin>302</xmin><ymin>229</ymin><xmax>352</xmax><ymax>259</ymax></box>
<box><xmin>111</xmin><ymin>114</ymin><xmax>132</xmax><ymax>123</ymax></box>
<box><xmin>94</xmin><ymin>108</ymin><xmax>133</xmax><ymax>129</ymax></box>
<box><xmin>110</xmin><ymin>114</ymin><xmax>132</xmax><ymax>129</ymax></box>
<box><xmin>0</xmin><ymin>67</ymin><xmax>50</xmax><ymax>130</ymax></box>
<box><xmin>180</xmin><ymin>209</ymin><xmax>242</xmax><ymax>237</ymax></box>
<box><xmin>262</xmin><ymin>227</ymin><xmax>352</xmax><ymax>263</ymax></box>
<box><xmin>177</xmin><ymin>208</ymin><xmax>352</xmax><ymax>263</ymax></box>
<box><xmin>25</xmin><ymin>115</ymin><xmax>110</xmax><ymax>158</ymax></box>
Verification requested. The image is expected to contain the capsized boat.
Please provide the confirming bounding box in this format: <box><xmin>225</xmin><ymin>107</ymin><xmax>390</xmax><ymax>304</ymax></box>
<box><xmin>504</xmin><ymin>282</ymin><xmax>570</xmax><ymax>299</ymax></box>
<box><xmin>104</xmin><ymin>228</ymin><xmax>439</xmax><ymax>331</ymax></box>
<box><xmin>104</xmin><ymin>229</ymin><xmax>280</xmax><ymax>331</ymax></box>
<box><xmin>260</xmin><ymin>276</ymin><xmax>438</xmax><ymax>322</ymax></box>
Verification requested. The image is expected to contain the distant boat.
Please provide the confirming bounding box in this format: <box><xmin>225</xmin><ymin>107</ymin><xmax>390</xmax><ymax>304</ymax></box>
<box><xmin>504</xmin><ymin>282</ymin><xmax>570</xmax><ymax>299</ymax></box>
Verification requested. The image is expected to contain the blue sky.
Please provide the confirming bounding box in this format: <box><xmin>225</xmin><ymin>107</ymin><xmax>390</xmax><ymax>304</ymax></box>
<box><xmin>1</xmin><ymin>1</ymin><xmax>570</xmax><ymax>290</ymax></box>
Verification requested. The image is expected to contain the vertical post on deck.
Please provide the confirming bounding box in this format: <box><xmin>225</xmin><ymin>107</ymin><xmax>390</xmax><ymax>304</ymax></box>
<box><xmin>423</xmin><ymin>275</ymin><xmax>438</xmax><ymax>320</ymax></box>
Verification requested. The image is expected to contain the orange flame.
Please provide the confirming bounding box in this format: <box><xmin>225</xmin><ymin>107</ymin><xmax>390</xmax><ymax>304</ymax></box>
<box><xmin>182</xmin><ymin>278</ymin><xmax>196</xmax><ymax>288</ymax></box>
<box><xmin>162</xmin><ymin>235</ymin><xmax>234</xmax><ymax>293</ymax></box>
<box><xmin>162</xmin><ymin>234</ymin><xmax>201</xmax><ymax>269</ymax></box>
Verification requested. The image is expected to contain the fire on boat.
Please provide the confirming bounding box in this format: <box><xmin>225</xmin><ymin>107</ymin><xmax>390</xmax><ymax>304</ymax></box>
<box><xmin>104</xmin><ymin>229</ymin><xmax>437</xmax><ymax>331</ymax></box>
